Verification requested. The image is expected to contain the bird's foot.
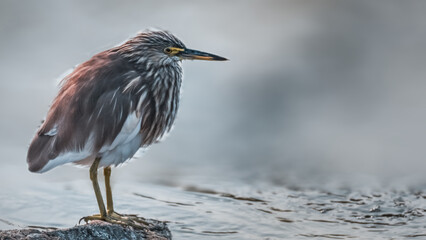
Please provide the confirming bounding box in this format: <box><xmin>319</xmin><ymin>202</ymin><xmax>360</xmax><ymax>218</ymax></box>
<box><xmin>79</xmin><ymin>212</ymin><xmax>148</xmax><ymax>229</ymax></box>
<box><xmin>110</xmin><ymin>211</ymin><xmax>149</xmax><ymax>226</ymax></box>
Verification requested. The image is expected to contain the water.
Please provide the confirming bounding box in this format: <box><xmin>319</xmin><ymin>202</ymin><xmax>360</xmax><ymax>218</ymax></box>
<box><xmin>1</xmin><ymin>1</ymin><xmax>426</xmax><ymax>239</ymax></box>
<box><xmin>0</xmin><ymin>160</ymin><xmax>425</xmax><ymax>239</ymax></box>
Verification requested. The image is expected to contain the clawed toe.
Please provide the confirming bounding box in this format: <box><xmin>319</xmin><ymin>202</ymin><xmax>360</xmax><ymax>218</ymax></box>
<box><xmin>79</xmin><ymin>212</ymin><xmax>148</xmax><ymax>229</ymax></box>
<box><xmin>79</xmin><ymin>214</ymin><xmax>102</xmax><ymax>224</ymax></box>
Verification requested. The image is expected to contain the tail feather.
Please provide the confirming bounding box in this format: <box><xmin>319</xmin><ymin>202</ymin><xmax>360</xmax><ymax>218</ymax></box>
<box><xmin>27</xmin><ymin>134</ymin><xmax>57</xmax><ymax>173</ymax></box>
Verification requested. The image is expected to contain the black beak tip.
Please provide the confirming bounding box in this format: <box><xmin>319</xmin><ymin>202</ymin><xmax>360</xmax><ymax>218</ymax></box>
<box><xmin>216</xmin><ymin>56</ymin><xmax>229</xmax><ymax>61</ymax></box>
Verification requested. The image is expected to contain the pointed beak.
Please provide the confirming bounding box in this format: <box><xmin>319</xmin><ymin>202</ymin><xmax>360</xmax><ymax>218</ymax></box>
<box><xmin>180</xmin><ymin>48</ymin><xmax>228</xmax><ymax>61</ymax></box>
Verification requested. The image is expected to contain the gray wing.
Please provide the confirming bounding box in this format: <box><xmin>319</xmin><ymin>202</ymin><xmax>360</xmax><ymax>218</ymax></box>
<box><xmin>27</xmin><ymin>51</ymin><xmax>143</xmax><ymax>172</ymax></box>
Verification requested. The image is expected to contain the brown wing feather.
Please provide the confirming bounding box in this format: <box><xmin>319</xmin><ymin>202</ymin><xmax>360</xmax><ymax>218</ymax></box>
<box><xmin>27</xmin><ymin>50</ymin><xmax>141</xmax><ymax>172</ymax></box>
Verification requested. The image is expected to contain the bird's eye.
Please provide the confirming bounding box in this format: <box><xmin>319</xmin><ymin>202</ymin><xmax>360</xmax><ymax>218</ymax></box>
<box><xmin>164</xmin><ymin>48</ymin><xmax>172</xmax><ymax>54</ymax></box>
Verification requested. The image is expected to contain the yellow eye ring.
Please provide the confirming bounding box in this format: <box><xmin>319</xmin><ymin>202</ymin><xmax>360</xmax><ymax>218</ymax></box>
<box><xmin>164</xmin><ymin>47</ymin><xmax>184</xmax><ymax>55</ymax></box>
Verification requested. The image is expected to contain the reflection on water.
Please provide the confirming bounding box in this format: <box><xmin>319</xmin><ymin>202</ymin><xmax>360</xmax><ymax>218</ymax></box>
<box><xmin>0</xmin><ymin>175</ymin><xmax>424</xmax><ymax>239</ymax></box>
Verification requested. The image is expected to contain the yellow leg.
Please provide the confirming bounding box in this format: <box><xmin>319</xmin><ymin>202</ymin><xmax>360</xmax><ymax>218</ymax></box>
<box><xmin>104</xmin><ymin>166</ymin><xmax>114</xmax><ymax>215</ymax></box>
<box><xmin>91</xmin><ymin>157</ymin><xmax>107</xmax><ymax>217</ymax></box>
<box><xmin>80</xmin><ymin>160</ymin><xmax>148</xmax><ymax>227</ymax></box>
<box><xmin>103</xmin><ymin>167</ymin><xmax>147</xmax><ymax>225</ymax></box>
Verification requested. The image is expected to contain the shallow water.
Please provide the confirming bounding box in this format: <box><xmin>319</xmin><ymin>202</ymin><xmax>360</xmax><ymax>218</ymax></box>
<box><xmin>0</xmin><ymin>163</ymin><xmax>425</xmax><ymax>239</ymax></box>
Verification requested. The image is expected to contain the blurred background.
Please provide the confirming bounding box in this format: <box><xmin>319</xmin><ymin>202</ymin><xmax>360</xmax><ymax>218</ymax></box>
<box><xmin>0</xmin><ymin>1</ymin><xmax>425</xmax><ymax>239</ymax></box>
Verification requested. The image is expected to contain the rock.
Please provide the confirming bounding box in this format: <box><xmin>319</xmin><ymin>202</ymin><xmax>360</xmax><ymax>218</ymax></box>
<box><xmin>0</xmin><ymin>219</ymin><xmax>171</xmax><ymax>240</ymax></box>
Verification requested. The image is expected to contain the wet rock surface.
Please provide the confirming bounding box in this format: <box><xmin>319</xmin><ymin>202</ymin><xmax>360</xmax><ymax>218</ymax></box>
<box><xmin>0</xmin><ymin>219</ymin><xmax>171</xmax><ymax>240</ymax></box>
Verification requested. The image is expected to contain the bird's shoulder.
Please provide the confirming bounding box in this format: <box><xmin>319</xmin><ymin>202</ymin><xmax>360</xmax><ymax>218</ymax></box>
<box><xmin>37</xmin><ymin>50</ymin><xmax>146</xmax><ymax>148</ymax></box>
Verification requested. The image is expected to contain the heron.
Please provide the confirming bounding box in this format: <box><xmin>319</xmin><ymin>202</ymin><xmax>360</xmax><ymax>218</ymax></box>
<box><xmin>27</xmin><ymin>30</ymin><xmax>227</xmax><ymax>226</ymax></box>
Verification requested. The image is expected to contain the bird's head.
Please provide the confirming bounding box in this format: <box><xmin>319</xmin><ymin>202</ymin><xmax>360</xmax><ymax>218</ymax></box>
<box><xmin>118</xmin><ymin>30</ymin><xmax>227</xmax><ymax>66</ymax></box>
